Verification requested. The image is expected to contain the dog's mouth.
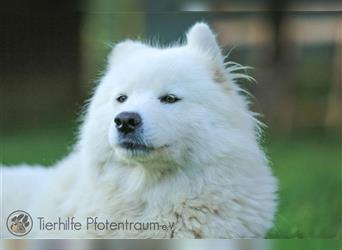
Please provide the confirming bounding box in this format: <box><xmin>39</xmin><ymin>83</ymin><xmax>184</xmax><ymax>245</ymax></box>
<box><xmin>114</xmin><ymin>140</ymin><xmax>170</xmax><ymax>160</ymax></box>
<box><xmin>119</xmin><ymin>142</ymin><xmax>154</xmax><ymax>152</ymax></box>
<box><xmin>117</xmin><ymin>141</ymin><xmax>169</xmax><ymax>156</ymax></box>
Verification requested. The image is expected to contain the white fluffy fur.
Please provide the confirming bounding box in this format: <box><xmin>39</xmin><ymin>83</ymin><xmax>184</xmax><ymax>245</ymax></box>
<box><xmin>1</xmin><ymin>23</ymin><xmax>277</xmax><ymax>238</ymax></box>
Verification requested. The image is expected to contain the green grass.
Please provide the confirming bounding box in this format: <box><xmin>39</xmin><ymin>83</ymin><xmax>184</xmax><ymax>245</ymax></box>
<box><xmin>1</xmin><ymin>124</ymin><xmax>341</xmax><ymax>238</ymax></box>
<box><xmin>0</xmin><ymin>122</ymin><xmax>76</xmax><ymax>166</ymax></box>
<box><xmin>265</xmin><ymin>135</ymin><xmax>341</xmax><ymax>239</ymax></box>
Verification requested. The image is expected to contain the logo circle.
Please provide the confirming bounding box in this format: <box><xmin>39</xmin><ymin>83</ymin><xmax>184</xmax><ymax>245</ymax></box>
<box><xmin>6</xmin><ymin>210</ymin><xmax>33</xmax><ymax>237</ymax></box>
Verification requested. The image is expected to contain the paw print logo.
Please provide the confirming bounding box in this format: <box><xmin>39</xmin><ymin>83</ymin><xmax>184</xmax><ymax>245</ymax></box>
<box><xmin>7</xmin><ymin>210</ymin><xmax>33</xmax><ymax>236</ymax></box>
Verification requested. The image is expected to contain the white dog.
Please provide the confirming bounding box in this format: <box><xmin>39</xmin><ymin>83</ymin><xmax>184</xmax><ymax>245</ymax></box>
<box><xmin>1</xmin><ymin>23</ymin><xmax>277</xmax><ymax>238</ymax></box>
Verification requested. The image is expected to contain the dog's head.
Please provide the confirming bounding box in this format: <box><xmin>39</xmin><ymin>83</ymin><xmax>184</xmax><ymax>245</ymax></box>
<box><xmin>81</xmin><ymin>23</ymin><xmax>257</xmax><ymax>169</ymax></box>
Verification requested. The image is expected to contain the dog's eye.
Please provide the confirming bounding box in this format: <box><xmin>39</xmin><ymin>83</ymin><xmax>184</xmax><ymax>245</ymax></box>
<box><xmin>159</xmin><ymin>94</ymin><xmax>180</xmax><ymax>104</ymax></box>
<box><xmin>116</xmin><ymin>94</ymin><xmax>127</xmax><ymax>103</ymax></box>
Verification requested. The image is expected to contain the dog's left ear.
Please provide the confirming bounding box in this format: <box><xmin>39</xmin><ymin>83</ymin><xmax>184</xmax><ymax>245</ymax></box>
<box><xmin>186</xmin><ymin>22</ymin><xmax>227</xmax><ymax>84</ymax></box>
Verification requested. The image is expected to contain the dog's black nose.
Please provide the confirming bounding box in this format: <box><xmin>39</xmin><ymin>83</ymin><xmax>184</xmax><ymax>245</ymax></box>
<box><xmin>114</xmin><ymin>112</ymin><xmax>142</xmax><ymax>134</ymax></box>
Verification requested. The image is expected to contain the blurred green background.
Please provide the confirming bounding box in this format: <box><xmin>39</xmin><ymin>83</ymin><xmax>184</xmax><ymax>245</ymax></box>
<box><xmin>1</xmin><ymin>0</ymin><xmax>341</xmax><ymax>239</ymax></box>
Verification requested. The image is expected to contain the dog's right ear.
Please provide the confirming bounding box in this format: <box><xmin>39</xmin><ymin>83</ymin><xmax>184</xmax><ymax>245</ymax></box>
<box><xmin>108</xmin><ymin>40</ymin><xmax>148</xmax><ymax>66</ymax></box>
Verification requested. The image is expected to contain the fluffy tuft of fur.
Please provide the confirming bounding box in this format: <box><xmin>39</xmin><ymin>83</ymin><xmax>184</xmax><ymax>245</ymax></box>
<box><xmin>1</xmin><ymin>22</ymin><xmax>277</xmax><ymax>239</ymax></box>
